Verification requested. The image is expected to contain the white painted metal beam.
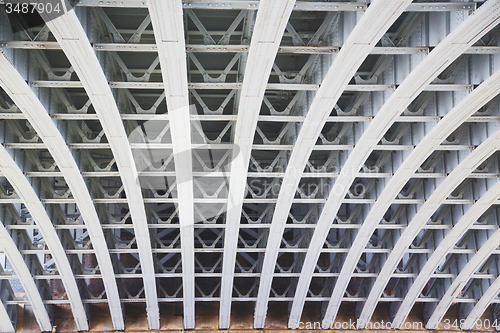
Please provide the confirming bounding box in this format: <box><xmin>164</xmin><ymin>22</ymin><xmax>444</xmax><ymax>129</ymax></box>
<box><xmin>1</xmin><ymin>41</ymin><xmax>491</xmax><ymax>55</ymax></box>
<box><xmin>0</xmin><ymin>221</ymin><xmax>52</xmax><ymax>331</ymax></box>
<box><xmin>0</xmin><ymin>300</ymin><xmax>15</xmax><ymax>333</ymax></box>
<box><xmin>0</xmin><ymin>43</ymin><xmax>484</xmax><ymax>56</ymax></box>
<box><xmin>356</xmin><ymin>64</ymin><xmax>500</xmax><ymax>327</ymax></box>
<box><xmin>390</xmin><ymin>177</ymin><xmax>500</xmax><ymax>328</ymax></box>
<box><xmin>462</xmin><ymin>266</ymin><xmax>500</xmax><ymax>329</ymax></box>
<box><xmin>0</xmin><ymin>41</ymin><xmax>436</xmax><ymax>55</ymax></box>
<box><xmin>146</xmin><ymin>0</ymin><xmax>195</xmax><ymax>328</ymax></box>
<box><xmin>0</xmin><ymin>50</ymin><xmax>129</xmax><ymax>330</ymax></box>
<box><xmin>218</xmin><ymin>0</ymin><xmax>295</xmax><ymax>329</ymax></box>
<box><xmin>0</xmin><ymin>197</ymin><xmax>480</xmax><ymax>205</ymax></box>
<box><xmin>3</xmin><ymin>112</ymin><xmax>500</xmax><ymax>123</ymax></box>
<box><xmin>0</xmin><ymin>143</ymin><xmax>88</xmax><ymax>330</ymax></box>
<box><xmin>28</xmin><ymin>80</ymin><xmax>473</xmax><ymax>91</ymax></box>
<box><xmin>249</xmin><ymin>0</ymin><xmax>414</xmax><ymax>328</ymax></box>
<box><xmin>426</xmin><ymin>181</ymin><xmax>500</xmax><ymax>328</ymax></box>
<box><xmin>15</xmin><ymin>0</ymin><xmax>475</xmax><ymax>12</ymax></box>
<box><xmin>288</xmin><ymin>1</ymin><xmax>500</xmax><ymax>328</ymax></box>
<box><xmin>39</xmin><ymin>8</ymin><xmax>159</xmax><ymax>329</ymax></box>
<box><xmin>0</xmin><ymin>141</ymin><xmax>487</xmax><ymax>151</ymax></box>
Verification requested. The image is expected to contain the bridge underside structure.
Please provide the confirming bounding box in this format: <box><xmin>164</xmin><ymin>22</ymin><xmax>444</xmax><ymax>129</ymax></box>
<box><xmin>2</xmin><ymin>0</ymin><xmax>500</xmax><ymax>331</ymax></box>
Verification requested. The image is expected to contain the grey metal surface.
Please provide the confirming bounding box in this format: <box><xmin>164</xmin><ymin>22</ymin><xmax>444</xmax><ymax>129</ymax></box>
<box><xmin>2</xmin><ymin>0</ymin><xmax>500</xmax><ymax>331</ymax></box>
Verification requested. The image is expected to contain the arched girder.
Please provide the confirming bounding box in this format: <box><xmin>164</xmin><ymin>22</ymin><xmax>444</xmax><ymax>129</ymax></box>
<box><xmin>39</xmin><ymin>8</ymin><xmax>159</xmax><ymax>329</ymax></box>
<box><xmin>289</xmin><ymin>1</ymin><xmax>500</xmax><ymax>328</ymax></box>
<box><xmin>356</xmin><ymin>62</ymin><xmax>500</xmax><ymax>327</ymax></box>
<box><xmin>253</xmin><ymin>1</ymin><xmax>414</xmax><ymax>328</ymax></box>
<box><xmin>0</xmin><ymin>293</ymin><xmax>15</xmax><ymax>333</ymax></box>
<box><xmin>0</xmin><ymin>49</ymin><xmax>124</xmax><ymax>330</ymax></box>
<box><xmin>0</xmin><ymin>265</ymin><xmax>16</xmax><ymax>333</ymax></box>
<box><xmin>389</xmin><ymin>177</ymin><xmax>500</xmax><ymax>328</ymax></box>
<box><xmin>0</xmin><ymin>141</ymin><xmax>88</xmax><ymax>330</ymax></box>
<box><xmin>146</xmin><ymin>0</ymin><xmax>195</xmax><ymax>328</ymax></box>
<box><xmin>0</xmin><ymin>221</ymin><xmax>52</xmax><ymax>331</ymax></box>
<box><xmin>426</xmin><ymin>183</ymin><xmax>500</xmax><ymax>328</ymax></box>
<box><xmin>218</xmin><ymin>0</ymin><xmax>296</xmax><ymax>329</ymax></box>
<box><xmin>462</xmin><ymin>264</ymin><xmax>500</xmax><ymax>329</ymax></box>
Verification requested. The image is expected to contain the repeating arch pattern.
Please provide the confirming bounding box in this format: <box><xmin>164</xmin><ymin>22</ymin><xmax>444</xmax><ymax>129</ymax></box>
<box><xmin>0</xmin><ymin>139</ymin><xmax>88</xmax><ymax>330</ymax></box>
<box><xmin>0</xmin><ymin>221</ymin><xmax>52</xmax><ymax>331</ymax></box>
<box><xmin>359</xmin><ymin>51</ymin><xmax>500</xmax><ymax>327</ymax></box>
<box><xmin>220</xmin><ymin>0</ymin><xmax>296</xmax><ymax>329</ymax></box>
<box><xmin>2</xmin><ymin>0</ymin><xmax>500</xmax><ymax>330</ymax></box>
<box><xmin>392</xmin><ymin>173</ymin><xmax>500</xmax><ymax>328</ymax></box>
<box><xmin>463</xmin><ymin>262</ymin><xmax>500</xmax><ymax>329</ymax></box>
<box><xmin>256</xmin><ymin>0</ymin><xmax>414</xmax><ymax>328</ymax></box>
<box><xmin>0</xmin><ymin>51</ymin><xmax>123</xmax><ymax>330</ymax></box>
<box><xmin>290</xmin><ymin>0</ymin><xmax>500</xmax><ymax>328</ymax></box>
<box><xmin>426</xmin><ymin>184</ymin><xmax>500</xmax><ymax>328</ymax></box>
<box><xmin>40</xmin><ymin>8</ymin><xmax>158</xmax><ymax>329</ymax></box>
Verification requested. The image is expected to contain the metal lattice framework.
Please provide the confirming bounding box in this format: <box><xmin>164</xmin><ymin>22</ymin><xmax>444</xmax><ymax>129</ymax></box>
<box><xmin>3</xmin><ymin>0</ymin><xmax>500</xmax><ymax>331</ymax></box>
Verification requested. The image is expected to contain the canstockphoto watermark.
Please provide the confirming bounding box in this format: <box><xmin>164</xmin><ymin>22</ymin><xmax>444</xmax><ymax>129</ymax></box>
<box><xmin>129</xmin><ymin>104</ymin><xmax>367</xmax><ymax>226</ymax></box>
<box><xmin>129</xmin><ymin>104</ymin><xmax>240</xmax><ymax>226</ymax></box>
<box><xmin>297</xmin><ymin>319</ymin><xmax>423</xmax><ymax>330</ymax></box>
<box><xmin>248</xmin><ymin>178</ymin><xmax>367</xmax><ymax>198</ymax></box>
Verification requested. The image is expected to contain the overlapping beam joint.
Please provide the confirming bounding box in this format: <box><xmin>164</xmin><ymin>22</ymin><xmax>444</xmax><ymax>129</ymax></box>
<box><xmin>2</xmin><ymin>0</ymin><xmax>500</xmax><ymax>331</ymax></box>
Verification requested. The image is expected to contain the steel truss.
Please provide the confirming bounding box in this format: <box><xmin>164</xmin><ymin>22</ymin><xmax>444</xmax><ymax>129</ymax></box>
<box><xmin>2</xmin><ymin>0</ymin><xmax>500</xmax><ymax>331</ymax></box>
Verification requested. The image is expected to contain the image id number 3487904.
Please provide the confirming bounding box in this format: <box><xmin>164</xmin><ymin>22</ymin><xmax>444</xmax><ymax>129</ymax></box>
<box><xmin>5</xmin><ymin>2</ymin><xmax>61</xmax><ymax>14</ymax></box>
<box><xmin>443</xmin><ymin>318</ymin><xmax>500</xmax><ymax>330</ymax></box>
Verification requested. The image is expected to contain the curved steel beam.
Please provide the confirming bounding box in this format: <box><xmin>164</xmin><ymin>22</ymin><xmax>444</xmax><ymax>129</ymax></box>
<box><xmin>426</xmin><ymin>179</ymin><xmax>500</xmax><ymax>328</ymax></box>
<box><xmin>0</xmin><ymin>279</ymin><xmax>15</xmax><ymax>333</ymax></box>
<box><xmin>146</xmin><ymin>0</ymin><xmax>195</xmax><ymax>328</ymax></box>
<box><xmin>0</xmin><ymin>221</ymin><xmax>52</xmax><ymax>331</ymax></box>
<box><xmin>358</xmin><ymin>64</ymin><xmax>500</xmax><ymax>327</ymax></box>
<box><xmin>0</xmin><ymin>143</ymin><xmax>88</xmax><ymax>330</ymax></box>
<box><xmin>462</xmin><ymin>262</ymin><xmax>500</xmax><ymax>329</ymax></box>
<box><xmin>216</xmin><ymin>0</ymin><xmax>296</xmax><ymax>329</ymax></box>
<box><xmin>289</xmin><ymin>1</ymin><xmax>500</xmax><ymax>328</ymax></box>
<box><xmin>391</xmin><ymin>177</ymin><xmax>500</xmax><ymax>328</ymax></box>
<box><xmin>262</xmin><ymin>0</ymin><xmax>409</xmax><ymax>327</ymax></box>
<box><xmin>253</xmin><ymin>1</ymin><xmax>413</xmax><ymax>328</ymax></box>
<box><xmin>0</xmin><ymin>303</ymin><xmax>15</xmax><ymax>333</ymax></box>
<box><xmin>41</xmin><ymin>9</ymin><xmax>159</xmax><ymax>328</ymax></box>
<box><xmin>0</xmin><ymin>50</ymin><xmax>124</xmax><ymax>330</ymax></box>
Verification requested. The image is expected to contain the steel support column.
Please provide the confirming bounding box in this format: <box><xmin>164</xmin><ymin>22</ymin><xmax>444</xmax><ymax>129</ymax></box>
<box><xmin>146</xmin><ymin>0</ymin><xmax>195</xmax><ymax>328</ymax></box>
<box><xmin>217</xmin><ymin>0</ymin><xmax>295</xmax><ymax>329</ymax></box>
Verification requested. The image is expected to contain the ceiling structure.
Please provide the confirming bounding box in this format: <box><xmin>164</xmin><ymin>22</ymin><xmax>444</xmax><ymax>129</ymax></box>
<box><xmin>1</xmin><ymin>0</ymin><xmax>500</xmax><ymax>331</ymax></box>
